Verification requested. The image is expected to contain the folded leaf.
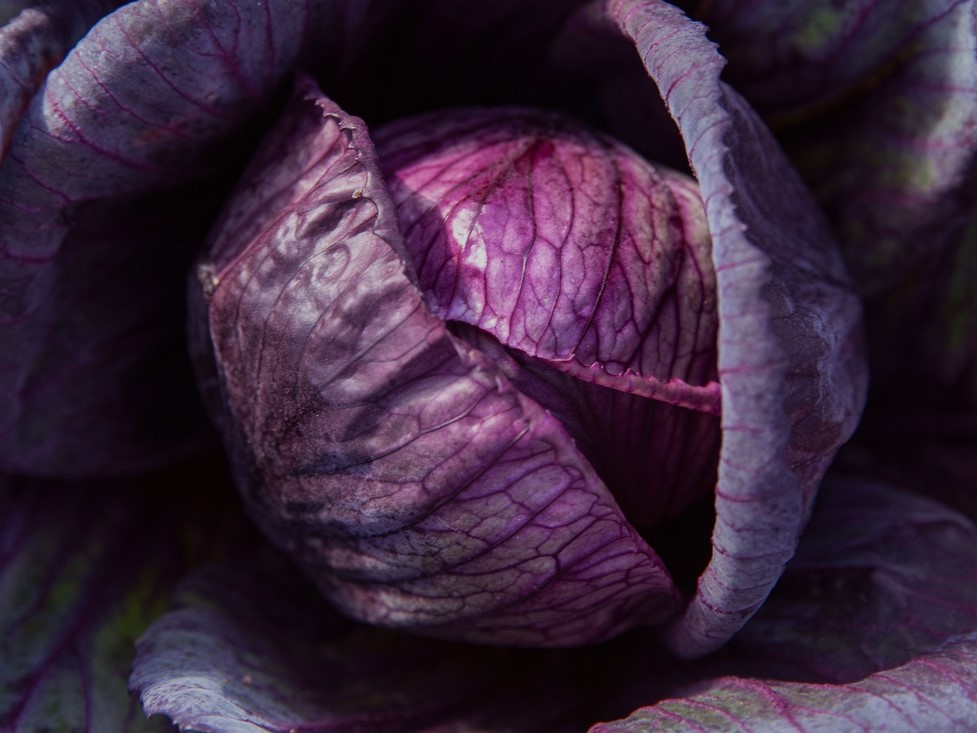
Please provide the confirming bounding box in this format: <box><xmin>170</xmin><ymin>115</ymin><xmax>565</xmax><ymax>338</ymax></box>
<box><xmin>375</xmin><ymin>108</ymin><xmax>719</xmax><ymax>408</ymax></box>
<box><xmin>595</xmin><ymin>637</ymin><xmax>977</xmax><ymax>733</ymax></box>
<box><xmin>131</xmin><ymin>474</ymin><xmax>977</xmax><ymax>732</ymax></box>
<box><xmin>685</xmin><ymin>0</ymin><xmax>977</xmax><ymax>389</ymax></box>
<box><xmin>728</xmin><ymin>475</ymin><xmax>977</xmax><ymax>682</ymax></box>
<box><xmin>192</xmin><ymin>75</ymin><xmax>682</xmax><ymax>647</ymax></box>
<box><xmin>134</xmin><ymin>551</ymin><xmax>611</xmax><ymax>733</ymax></box>
<box><xmin>0</xmin><ymin>0</ymin><xmax>308</xmax><ymax>476</ymax></box>
<box><xmin>374</xmin><ymin>107</ymin><xmax>721</xmax><ymax>531</ymax></box>
<box><xmin>610</xmin><ymin>0</ymin><xmax>868</xmax><ymax>657</ymax></box>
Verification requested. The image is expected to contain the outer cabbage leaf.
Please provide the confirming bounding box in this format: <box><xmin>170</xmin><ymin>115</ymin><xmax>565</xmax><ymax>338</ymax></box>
<box><xmin>191</xmin><ymin>75</ymin><xmax>681</xmax><ymax>647</ymax></box>
<box><xmin>610</xmin><ymin>0</ymin><xmax>867</xmax><ymax>657</ymax></box>
<box><xmin>131</xmin><ymin>475</ymin><xmax>977</xmax><ymax>732</ymax></box>
<box><xmin>0</xmin><ymin>0</ymin><xmax>309</xmax><ymax>477</ymax></box>
<box><xmin>0</xmin><ymin>0</ymin><xmax>120</xmax><ymax>161</ymax></box>
<box><xmin>685</xmin><ymin>0</ymin><xmax>977</xmax><ymax>284</ymax></box>
<box><xmin>690</xmin><ymin>0</ymin><xmax>977</xmax><ymax>512</ymax></box>
<box><xmin>0</xmin><ymin>457</ymin><xmax>240</xmax><ymax>732</ymax></box>
<box><xmin>133</xmin><ymin>552</ymin><xmax>607</xmax><ymax>733</ymax></box>
<box><xmin>682</xmin><ymin>0</ymin><xmax>977</xmax><ymax>390</ymax></box>
<box><xmin>680</xmin><ymin>0</ymin><xmax>966</xmax><ymax>125</ymax></box>
<box><xmin>595</xmin><ymin>639</ymin><xmax>977</xmax><ymax>733</ymax></box>
<box><xmin>726</xmin><ymin>476</ymin><xmax>977</xmax><ymax>682</ymax></box>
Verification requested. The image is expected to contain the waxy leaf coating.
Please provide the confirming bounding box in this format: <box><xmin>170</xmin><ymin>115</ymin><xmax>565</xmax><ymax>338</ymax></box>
<box><xmin>0</xmin><ymin>0</ymin><xmax>972</xmax><ymax>731</ymax></box>
<box><xmin>133</xmin><ymin>552</ymin><xmax>602</xmax><ymax>733</ymax></box>
<box><xmin>596</xmin><ymin>639</ymin><xmax>977</xmax><ymax>733</ymax></box>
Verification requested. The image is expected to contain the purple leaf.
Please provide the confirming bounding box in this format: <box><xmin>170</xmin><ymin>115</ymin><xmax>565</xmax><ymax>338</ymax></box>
<box><xmin>0</xmin><ymin>457</ymin><xmax>240</xmax><ymax>732</ymax></box>
<box><xmin>447</xmin><ymin>323</ymin><xmax>721</xmax><ymax>542</ymax></box>
<box><xmin>131</xmin><ymin>472</ymin><xmax>977</xmax><ymax>732</ymax></box>
<box><xmin>684</xmin><ymin>0</ymin><xmax>977</xmax><ymax>388</ymax></box>
<box><xmin>610</xmin><ymin>0</ymin><xmax>867</xmax><ymax>657</ymax></box>
<box><xmin>192</xmin><ymin>75</ymin><xmax>682</xmax><ymax>647</ymax></box>
<box><xmin>729</xmin><ymin>476</ymin><xmax>977</xmax><ymax>682</ymax></box>
<box><xmin>794</xmin><ymin>0</ymin><xmax>977</xmax><ymax>297</ymax></box>
<box><xmin>133</xmin><ymin>551</ymin><xmax>607</xmax><ymax>733</ymax></box>
<box><xmin>373</xmin><ymin>107</ymin><xmax>721</xmax><ymax>531</ymax></box>
<box><xmin>0</xmin><ymin>1</ymin><xmax>121</xmax><ymax>161</ymax></box>
<box><xmin>594</xmin><ymin>638</ymin><xmax>977</xmax><ymax>733</ymax></box>
<box><xmin>681</xmin><ymin>0</ymin><xmax>964</xmax><ymax>123</ymax></box>
<box><xmin>597</xmin><ymin>475</ymin><xmax>977</xmax><ymax>730</ymax></box>
<box><xmin>374</xmin><ymin>108</ymin><xmax>720</xmax><ymax>412</ymax></box>
<box><xmin>0</xmin><ymin>0</ymin><xmax>309</xmax><ymax>477</ymax></box>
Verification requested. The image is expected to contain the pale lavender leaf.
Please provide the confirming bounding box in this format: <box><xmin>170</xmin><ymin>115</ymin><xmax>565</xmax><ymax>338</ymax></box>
<box><xmin>611</xmin><ymin>0</ymin><xmax>868</xmax><ymax>657</ymax></box>
<box><xmin>685</xmin><ymin>0</ymin><xmax>977</xmax><ymax>389</ymax></box>
<box><xmin>593</xmin><ymin>637</ymin><xmax>977</xmax><ymax>733</ymax></box>
<box><xmin>0</xmin><ymin>1</ymin><xmax>119</xmax><ymax>161</ymax></box>
<box><xmin>132</xmin><ymin>470</ymin><xmax>977</xmax><ymax>732</ymax></box>
<box><xmin>133</xmin><ymin>551</ymin><xmax>609</xmax><ymax>733</ymax></box>
<box><xmin>0</xmin><ymin>0</ymin><xmax>309</xmax><ymax>476</ymax></box>
<box><xmin>729</xmin><ymin>476</ymin><xmax>977</xmax><ymax>682</ymax></box>
<box><xmin>682</xmin><ymin>0</ymin><xmax>963</xmax><ymax>123</ymax></box>
<box><xmin>687</xmin><ymin>0</ymin><xmax>977</xmax><ymax>295</ymax></box>
<box><xmin>592</xmin><ymin>474</ymin><xmax>977</xmax><ymax>729</ymax></box>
